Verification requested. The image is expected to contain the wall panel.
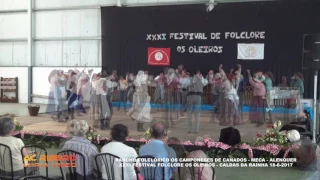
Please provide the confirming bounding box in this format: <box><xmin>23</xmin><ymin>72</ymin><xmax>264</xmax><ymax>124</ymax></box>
<box><xmin>0</xmin><ymin>14</ymin><xmax>27</xmax><ymax>39</ymax></box>
<box><xmin>0</xmin><ymin>42</ymin><xmax>27</xmax><ymax>66</ymax></box>
<box><xmin>35</xmin><ymin>9</ymin><xmax>101</xmax><ymax>38</ymax></box>
<box><xmin>35</xmin><ymin>0</ymin><xmax>117</xmax><ymax>8</ymax></box>
<box><xmin>34</xmin><ymin>40</ymin><xmax>101</xmax><ymax>66</ymax></box>
<box><xmin>0</xmin><ymin>0</ymin><xmax>27</xmax><ymax>10</ymax></box>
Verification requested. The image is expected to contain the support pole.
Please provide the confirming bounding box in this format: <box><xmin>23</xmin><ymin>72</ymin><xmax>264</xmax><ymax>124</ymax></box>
<box><xmin>313</xmin><ymin>70</ymin><xmax>318</xmax><ymax>143</ymax></box>
<box><xmin>27</xmin><ymin>0</ymin><xmax>33</xmax><ymax>103</ymax></box>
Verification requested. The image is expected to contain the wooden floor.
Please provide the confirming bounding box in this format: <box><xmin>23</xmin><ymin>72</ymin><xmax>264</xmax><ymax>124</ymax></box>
<box><xmin>0</xmin><ymin>103</ymin><xmax>273</xmax><ymax>142</ymax></box>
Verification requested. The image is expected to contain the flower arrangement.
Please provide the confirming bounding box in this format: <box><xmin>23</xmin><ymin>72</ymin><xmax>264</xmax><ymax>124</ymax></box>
<box><xmin>86</xmin><ymin>126</ymin><xmax>100</xmax><ymax>142</ymax></box>
<box><xmin>0</xmin><ymin>113</ymin><xmax>24</xmax><ymax>131</ymax></box>
<box><xmin>255</xmin><ymin>120</ymin><xmax>288</xmax><ymax>146</ymax></box>
<box><xmin>142</xmin><ymin>128</ymin><xmax>151</xmax><ymax>139</ymax></box>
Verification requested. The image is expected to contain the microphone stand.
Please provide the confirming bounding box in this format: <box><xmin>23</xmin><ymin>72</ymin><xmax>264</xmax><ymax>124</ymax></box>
<box><xmin>313</xmin><ymin>69</ymin><xmax>318</xmax><ymax>143</ymax></box>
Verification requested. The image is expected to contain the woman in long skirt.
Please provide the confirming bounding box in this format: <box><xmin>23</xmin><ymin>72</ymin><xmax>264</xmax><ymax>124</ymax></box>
<box><xmin>47</xmin><ymin>70</ymin><xmax>58</xmax><ymax>115</ymax></box>
<box><xmin>162</xmin><ymin>68</ymin><xmax>180</xmax><ymax>128</ymax></box>
<box><xmin>264</xmin><ymin>72</ymin><xmax>275</xmax><ymax>123</ymax></box>
<box><xmin>127</xmin><ymin>71</ymin><xmax>152</xmax><ymax>132</ymax></box>
<box><xmin>154</xmin><ymin>72</ymin><xmax>166</xmax><ymax>111</ymax></box>
<box><xmin>219</xmin><ymin>65</ymin><xmax>243</xmax><ymax>126</ymax></box>
<box><xmin>247</xmin><ymin>70</ymin><xmax>266</xmax><ymax>126</ymax></box>
<box><xmin>90</xmin><ymin>74</ymin><xmax>100</xmax><ymax>128</ymax></box>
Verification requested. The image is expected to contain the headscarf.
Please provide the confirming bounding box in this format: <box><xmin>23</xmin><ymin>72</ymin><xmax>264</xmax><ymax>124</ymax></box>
<box><xmin>48</xmin><ymin>70</ymin><xmax>58</xmax><ymax>83</ymax></box>
<box><xmin>166</xmin><ymin>68</ymin><xmax>175</xmax><ymax>85</ymax></box>
<box><xmin>134</xmin><ymin>70</ymin><xmax>145</xmax><ymax>89</ymax></box>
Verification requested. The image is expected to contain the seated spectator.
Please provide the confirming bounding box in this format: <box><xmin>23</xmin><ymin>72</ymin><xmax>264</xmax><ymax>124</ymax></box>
<box><xmin>101</xmin><ymin>124</ymin><xmax>137</xmax><ymax>180</ymax></box>
<box><xmin>62</xmin><ymin>120</ymin><xmax>99</xmax><ymax>180</ymax></box>
<box><xmin>186</xmin><ymin>150</ymin><xmax>214</xmax><ymax>180</ymax></box>
<box><xmin>167</xmin><ymin>138</ymin><xmax>214</xmax><ymax>180</ymax></box>
<box><xmin>0</xmin><ymin>117</ymin><xmax>30</xmax><ymax>177</ymax></box>
<box><xmin>296</xmin><ymin>139</ymin><xmax>320</xmax><ymax>180</ymax></box>
<box><xmin>139</xmin><ymin>121</ymin><xmax>177</xmax><ymax>180</ymax></box>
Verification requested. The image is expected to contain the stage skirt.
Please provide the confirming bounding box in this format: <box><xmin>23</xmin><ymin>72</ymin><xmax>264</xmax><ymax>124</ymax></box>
<box><xmin>90</xmin><ymin>91</ymin><xmax>101</xmax><ymax>127</ymax></box>
<box><xmin>46</xmin><ymin>91</ymin><xmax>56</xmax><ymax>114</ymax></box>
<box><xmin>249</xmin><ymin>96</ymin><xmax>264</xmax><ymax>124</ymax></box>
<box><xmin>128</xmin><ymin>91</ymin><xmax>152</xmax><ymax>123</ymax></box>
<box><xmin>219</xmin><ymin>98</ymin><xmax>243</xmax><ymax>126</ymax></box>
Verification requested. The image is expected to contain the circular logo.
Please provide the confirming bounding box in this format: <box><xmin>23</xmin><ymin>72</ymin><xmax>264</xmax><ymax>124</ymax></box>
<box><xmin>154</xmin><ymin>52</ymin><xmax>163</xmax><ymax>61</ymax></box>
<box><xmin>245</xmin><ymin>46</ymin><xmax>256</xmax><ymax>57</ymax></box>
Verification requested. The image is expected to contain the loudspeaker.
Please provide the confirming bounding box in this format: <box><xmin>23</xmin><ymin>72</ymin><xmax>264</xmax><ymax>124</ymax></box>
<box><xmin>303</xmin><ymin>34</ymin><xmax>320</xmax><ymax>69</ymax></box>
<box><xmin>303</xmin><ymin>52</ymin><xmax>320</xmax><ymax>69</ymax></box>
<box><xmin>304</xmin><ymin>34</ymin><xmax>320</xmax><ymax>51</ymax></box>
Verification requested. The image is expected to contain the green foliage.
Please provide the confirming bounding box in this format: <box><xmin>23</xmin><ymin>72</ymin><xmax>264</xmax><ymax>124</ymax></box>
<box><xmin>206</xmin><ymin>149</ymin><xmax>247</xmax><ymax>159</ymax></box>
<box><xmin>22</xmin><ymin>135</ymin><xmax>60</xmax><ymax>148</ymax></box>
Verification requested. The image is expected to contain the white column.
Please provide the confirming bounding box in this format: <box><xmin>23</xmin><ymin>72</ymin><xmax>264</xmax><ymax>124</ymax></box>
<box><xmin>27</xmin><ymin>0</ymin><xmax>33</xmax><ymax>103</ymax></box>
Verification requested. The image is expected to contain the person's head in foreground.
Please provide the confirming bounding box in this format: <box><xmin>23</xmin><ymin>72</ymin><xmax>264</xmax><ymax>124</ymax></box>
<box><xmin>111</xmin><ymin>124</ymin><xmax>128</xmax><ymax>142</ymax></box>
<box><xmin>0</xmin><ymin>116</ymin><xmax>28</xmax><ymax>176</ymax></box>
<box><xmin>296</xmin><ymin>139</ymin><xmax>318</xmax><ymax>170</ymax></box>
<box><xmin>73</xmin><ymin>120</ymin><xmax>89</xmax><ymax>138</ymax></box>
<box><xmin>0</xmin><ymin>116</ymin><xmax>15</xmax><ymax>136</ymax></box>
<box><xmin>151</xmin><ymin>120</ymin><xmax>166</xmax><ymax>140</ymax></box>
<box><xmin>167</xmin><ymin>137</ymin><xmax>187</xmax><ymax>159</ymax></box>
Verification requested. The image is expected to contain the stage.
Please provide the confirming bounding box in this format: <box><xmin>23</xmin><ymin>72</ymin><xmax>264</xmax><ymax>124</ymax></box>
<box><xmin>0</xmin><ymin>103</ymin><xmax>273</xmax><ymax>142</ymax></box>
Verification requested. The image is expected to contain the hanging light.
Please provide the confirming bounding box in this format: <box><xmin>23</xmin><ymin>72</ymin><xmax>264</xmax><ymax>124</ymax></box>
<box><xmin>206</xmin><ymin>0</ymin><xmax>216</xmax><ymax>12</ymax></box>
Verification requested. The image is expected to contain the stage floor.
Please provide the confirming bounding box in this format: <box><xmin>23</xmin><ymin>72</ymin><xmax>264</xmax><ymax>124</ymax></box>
<box><xmin>0</xmin><ymin>103</ymin><xmax>272</xmax><ymax>142</ymax></box>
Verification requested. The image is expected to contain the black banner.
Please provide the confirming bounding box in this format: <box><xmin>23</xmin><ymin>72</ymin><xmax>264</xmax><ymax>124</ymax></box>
<box><xmin>102</xmin><ymin>1</ymin><xmax>320</xmax><ymax>98</ymax></box>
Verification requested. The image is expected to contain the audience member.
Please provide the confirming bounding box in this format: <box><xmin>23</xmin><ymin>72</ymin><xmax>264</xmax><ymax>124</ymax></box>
<box><xmin>101</xmin><ymin>124</ymin><xmax>137</xmax><ymax>180</ymax></box>
<box><xmin>139</xmin><ymin>121</ymin><xmax>177</xmax><ymax>180</ymax></box>
<box><xmin>62</xmin><ymin>120</ymin><xmax>99</xmax><ymax>180</ymax></box>
<box><xmin>186</xmin><ymin>150</ymin><xmax>214</xmax><ymax>180</ymax></box>
<box><xmin>296</xmin><ymin>140</ymin><xmax>320</xmax><ymax>180</ymax></box>
<box><xmin>0</xmin><ymin>117</ymin><xmax>29</xmax><ymax>177</ymax></box>
<box><xmin>167</xmin><ymin>137</ymin><xmax>215</xmax><ymax>180</ymax></box>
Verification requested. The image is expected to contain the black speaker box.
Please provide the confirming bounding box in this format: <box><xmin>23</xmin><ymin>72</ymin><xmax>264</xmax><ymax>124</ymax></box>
<box><xmin>304</xmin><ymin>34</ymin><xmax>320</xmax><ymax>52</ymax></box>
<box><xmin>303</xmin><ymin>51</ymin><xmax>320</xmax><ymax>69</ymax></box>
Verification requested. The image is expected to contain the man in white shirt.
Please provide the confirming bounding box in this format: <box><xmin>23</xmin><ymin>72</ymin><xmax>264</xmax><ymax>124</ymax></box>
<box><xmin>187</xmin><ymin>70</ymin><xmax>208</xmax><ymax>134</ymax></box>
<box><xmin>101</xmin><ymin>124</ymin><xmax>138</xmax><ymax>180</ymax></box>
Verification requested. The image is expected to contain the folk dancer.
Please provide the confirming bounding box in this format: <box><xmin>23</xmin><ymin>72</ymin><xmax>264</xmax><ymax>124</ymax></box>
<box><xmin>126</xmin><ymin>73</ymin><xmax>135</xmax><ymax>105</ymax></box>
<box><xmin>90</xmin><ymin>74</ymin><xmax>101</xmax><ymax>128</ymax></box>
<box><xmin>247</xmin><ymin>69</ymin><xmax>266</xmax><ymax>126</ymax></box>
<box><xmin>219</xmin><ymin>65</ymin><xmax>243</xmax><ymax>126</ymax></box>
<box><xmin>51</xmin><ymin>70</ymin><xmax>68</xmax><ymax>121</ymax></box>
<box><xmin>210</xmin><ymin>72</ymin><xmax>222</xmax><ymax>122</ymax></box>
<box><xmin>118</xmin><ymin>76</ymin><xmax>128</xmax><ymax>111</ymax></box>
<box><xmin>97</xmin><ymin>75</ymin><xmax>111</xmax><ymax>130</ymax></box>
<box><xmin>187</xmin><ymin>70</ymin><xmax>208</xmax><ymax>133</ymax></box>
<box><xmin>264</xmin><ymin>72</ymin><xmax>275</xmax><ymax>123</ymax></box>
<box><xmin>127</xmin><ymin>70</ymin><xmax>153</xmax><ymax>132</ymax></box>
<box><xmin>106</xmin><ymin>75</ymin><xmax>118</xmax><ymax>128</ymax></box>
<box><xmin>179</xmin><ymin>70</ymin><xmax>191</xmax><ymax>117</ymax></box>
<box><xmin>206</xmin><ymin>70</ymin><xmax>214</xmax><ymax>109</ymax></box>
<box><xmin>154</xmin><ymin>71</ymin><xmax>166</xmax><ymax>111</ymax></box>
<box><xmin>162</xmin><ymin>68</ymin><xmax>180</xmax><ymax>128</ymax></box>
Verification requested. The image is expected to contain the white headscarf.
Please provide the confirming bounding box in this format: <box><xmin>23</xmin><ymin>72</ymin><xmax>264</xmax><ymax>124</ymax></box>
<box><xmin>134</xmin><ymin>70</ymin><xmax>144</xmax><ymax>88</ymax></box>
<box><xmin>166</xmin><ymin>68</ymin><xmax>175</xmax><ymax>85</ymax></box>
